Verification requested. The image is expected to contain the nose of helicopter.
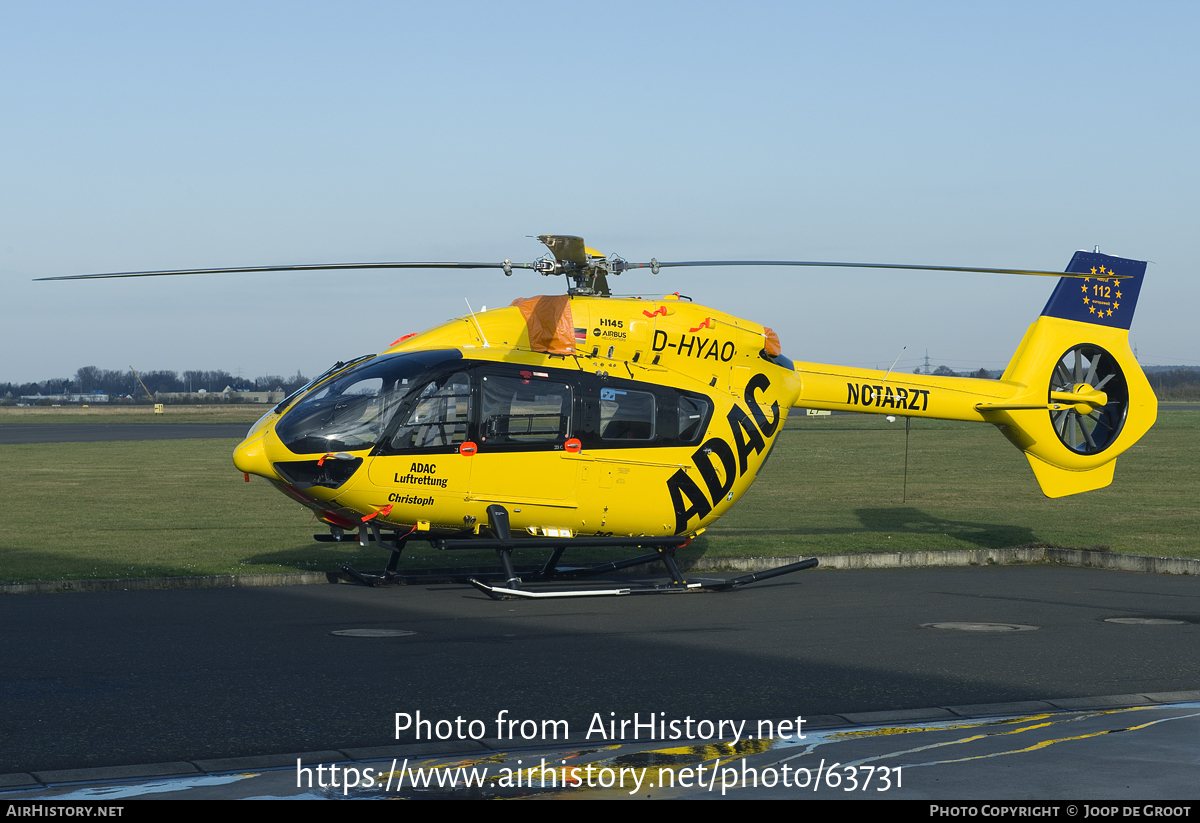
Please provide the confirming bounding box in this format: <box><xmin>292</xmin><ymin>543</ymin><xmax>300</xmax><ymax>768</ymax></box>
<box><xmin>233</xmin><ymin>431</ymin><xmax>281</xmax><ymax>481</ymax></box>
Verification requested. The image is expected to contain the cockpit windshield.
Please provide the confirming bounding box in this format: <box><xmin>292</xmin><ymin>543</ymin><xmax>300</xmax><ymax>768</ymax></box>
<box><xmin>272</xmin><ymin>353</ymin><xmax>375</xmax><ymax>416</ymax></box>
<box><xmin>275</xmin><ymin>350</ymin><xmax>461</xmax><ymax>454</ymax></box>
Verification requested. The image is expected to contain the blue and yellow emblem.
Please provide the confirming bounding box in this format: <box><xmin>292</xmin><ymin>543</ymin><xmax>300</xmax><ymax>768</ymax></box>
<box><xmin>1041</xmin><ymin>251</ymin><xmax>1145</xmax><ymax>330</ymax></box>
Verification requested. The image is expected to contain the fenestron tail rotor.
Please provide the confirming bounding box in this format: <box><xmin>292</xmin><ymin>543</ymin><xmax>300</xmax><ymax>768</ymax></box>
<box><xmin>1048</xmin><ymin>344</ymin><xmax>1129</xmax><ymax>455</ymax></box>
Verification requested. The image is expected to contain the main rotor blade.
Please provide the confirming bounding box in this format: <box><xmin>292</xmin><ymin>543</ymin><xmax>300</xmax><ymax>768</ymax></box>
<box><xmin>36</xmin><ymin>261</ymin><xmax>534</xmax><ymax>281</ymax></box>
<box><xmin>624</xmin><ymin>260</ymin><xmax>1123</xmax><ymax>279</ymax></box>
<box><xmin>37</xmin><ymin>255</ymin><xmax>1122</xmax><ymax>282</ymax></box>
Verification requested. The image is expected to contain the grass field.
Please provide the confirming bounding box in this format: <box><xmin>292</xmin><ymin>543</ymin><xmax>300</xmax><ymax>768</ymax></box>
<box><xmin>712</xmin><ymin>410</ymin><xmax>1200</xmax><ymax>559</ymax></box>
<box><xmin>1</xmin><ymin>410</ymin><xmax>1197</xmax><ymax>583</ymax></box>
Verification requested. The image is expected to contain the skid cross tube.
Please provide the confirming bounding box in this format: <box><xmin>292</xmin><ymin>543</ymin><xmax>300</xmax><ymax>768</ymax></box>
<box><xmin>333</xmin><ymin>504</ymin><xmax>819</xmax><ymax>596</ymax></box>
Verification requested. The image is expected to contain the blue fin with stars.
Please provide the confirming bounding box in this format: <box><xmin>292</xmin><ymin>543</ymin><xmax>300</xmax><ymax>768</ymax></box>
<box><xmin>1041</xmin><ymin>251</ymin><xmax>1146</xmax><ymax>330</ymax></box>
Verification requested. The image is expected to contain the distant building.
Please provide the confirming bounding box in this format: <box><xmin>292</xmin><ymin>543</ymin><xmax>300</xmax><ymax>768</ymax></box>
<box><xmin>152</xmin><ymin>388</ymin><xmax>285</xmax><ymax>403</ymax></box>
<box><xmin>225</xmin><ymin>388</ymin><xmax>286</xmax><ymax>404</ymax></box>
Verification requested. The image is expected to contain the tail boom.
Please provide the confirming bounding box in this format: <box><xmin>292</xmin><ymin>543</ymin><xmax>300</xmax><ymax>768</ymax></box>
<box><xmin>790</xmin><ymin>251</ymin><xmax>1156</xmax><ymax>498</ymax></box>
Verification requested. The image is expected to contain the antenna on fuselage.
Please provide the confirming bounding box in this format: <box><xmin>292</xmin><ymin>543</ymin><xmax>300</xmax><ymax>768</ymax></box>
<box><xmin>464</xmin><ymin>299</ymin><xmax>490</xmax><ymax>348</ymax></box>
<box><xmin>883</xmin><ymin>346</ymin><xmax>906</xmax><ymax>383</ymax></box>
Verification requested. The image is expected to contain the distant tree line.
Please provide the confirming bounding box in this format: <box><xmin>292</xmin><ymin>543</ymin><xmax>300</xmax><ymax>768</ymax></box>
<box><xmin>1143</xmin><ymin>368</ymin><xmax>1200</xmax><ymax>401</ymax></box>
<box><xmin>1</xmin><ymin>367</ymin><xmax>312</xmax><ymax>403</ymax></box>
<box><xmin>919</xmin><ymin>365</ymin><xmax>996</xmax><ymax>378</ymax></box>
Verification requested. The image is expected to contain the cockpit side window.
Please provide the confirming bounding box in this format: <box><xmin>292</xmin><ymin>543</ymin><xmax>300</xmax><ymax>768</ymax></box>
<box><xmin>275</xmin><ymin>350</ymin><xmax>460</xmax><ymax>455</ymax></box>
<box><xmin>388</xmin><ymin>372</ymin><xmax>473</xmax><ymax>450</ymax></box>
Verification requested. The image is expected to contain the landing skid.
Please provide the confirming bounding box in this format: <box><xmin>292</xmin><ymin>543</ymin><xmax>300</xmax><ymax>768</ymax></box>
<box><xmin>467</xmin><ymin>557</ymin><xmax>820</xmax><ymax>600</ymax></box>
<box><xmin>334</xmin><ymin>504</ymin><xmax>819</xmax><ymax>600</ymax></box>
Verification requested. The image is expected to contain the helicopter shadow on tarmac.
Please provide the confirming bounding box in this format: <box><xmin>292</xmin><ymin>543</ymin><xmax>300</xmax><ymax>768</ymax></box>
<box><xmin>703</xmin><ymin>507</ymin><xmax>1037</xmax><ymax>552</ymax></box>
<box><xmin>237</xmin><ymin>539</ymin><xmax>713</xmax><ymax>579</ymax></box>
<box><xmin>235</xmin><ymin>506</ymin><xmax>1034</xmax><ymax>579</ymax></box>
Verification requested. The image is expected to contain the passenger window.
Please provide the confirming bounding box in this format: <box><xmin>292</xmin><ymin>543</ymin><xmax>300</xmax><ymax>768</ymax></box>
<box><xmin>481</xmin><ymin>375</ymin><xmax>571</xmax><ymax>444</ymax></box>
<box><xmin>389</xmin><ymin>372</ymin><xmax>472</xmax><ymax>449</ymax></box>
<box><xmin>600</xmin><ymin>388</ymin><xmax>656</xmax><ymax>440</ymax></box>
<box><xmin>677</xmin><ymin>394</ymin><xmax>709</xmax><ymax>443</ymax></box>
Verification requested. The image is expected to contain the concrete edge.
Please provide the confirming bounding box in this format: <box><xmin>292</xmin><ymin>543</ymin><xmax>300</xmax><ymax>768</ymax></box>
<box><xmin>6</xmin><ymin>692</ymin><xmax>1198</xmax><ymax>791</ymax></box>
<box><xmin>4</xmin><ymin>547</ymin><xmax>1198</xmax><ymax>595</ymax></box>
<box><xmin>685</xmin><ymin>547</ymin><xmax>1200</xmax><ymax>577</ymax></box>
<box><xmin>0</xmin><ymin>572</ymin><xmax>335</xmax><ymax>594</ymax></box>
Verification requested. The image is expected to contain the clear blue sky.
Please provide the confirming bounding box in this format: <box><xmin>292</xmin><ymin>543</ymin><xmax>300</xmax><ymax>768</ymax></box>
<box><xmin>3</xmin><ymin>1</ymin><xmax>1197</xmax><ymax>383</ymax></box>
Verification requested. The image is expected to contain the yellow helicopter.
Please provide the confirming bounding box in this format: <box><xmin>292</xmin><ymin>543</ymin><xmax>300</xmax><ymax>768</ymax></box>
<box><xmin>41</xmin><ymin>236</ymin><xmax>1156</xmax><ymax>599</ymax></box>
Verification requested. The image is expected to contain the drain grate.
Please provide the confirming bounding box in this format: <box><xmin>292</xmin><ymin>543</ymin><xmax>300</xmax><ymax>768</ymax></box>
<box><xmin>331</xmin><ymin>629</ymin><xmax>419</xmax><ymax>637</ymax></box>
<box><xmin>921</xmin><ymin>622</ymin><xmax>1038</xmax><ymax>632</ymax></box>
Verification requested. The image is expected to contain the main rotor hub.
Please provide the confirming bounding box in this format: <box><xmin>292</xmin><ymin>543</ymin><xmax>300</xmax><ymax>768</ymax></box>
<box><xmin>534</xmin><ymin>235</ymin><xmax>631</xmax><ymax>296</ymax></box>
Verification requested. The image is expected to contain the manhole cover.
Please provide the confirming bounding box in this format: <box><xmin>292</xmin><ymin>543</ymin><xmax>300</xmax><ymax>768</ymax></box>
<box><xmin>1104</xmin><ymin>618</ymin><xmax>1186</xmax><ymax>625</ymax></box>
<box><xmin>921</xmin><ymin>622</ymin><xmax>1038</xmax><ymax>632</ymax></box>
<box><xmin>331</xmin><ymin>629</ymin><xmax>419</xmax><ymax>637</ymax></box>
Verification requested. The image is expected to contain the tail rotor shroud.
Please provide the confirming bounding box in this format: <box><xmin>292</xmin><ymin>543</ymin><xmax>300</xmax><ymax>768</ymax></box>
<box><xmin>1048</xmin><ymin>344</ymin><xmax>1129</xmax><ymax>455</ymax></box>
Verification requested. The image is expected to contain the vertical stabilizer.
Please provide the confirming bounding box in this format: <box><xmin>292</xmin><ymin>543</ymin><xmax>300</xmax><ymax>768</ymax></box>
<box><xmin>1041</xmin><ymin>251</ymin><xmax>1145</xmax><ymax>330</ymax></box>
